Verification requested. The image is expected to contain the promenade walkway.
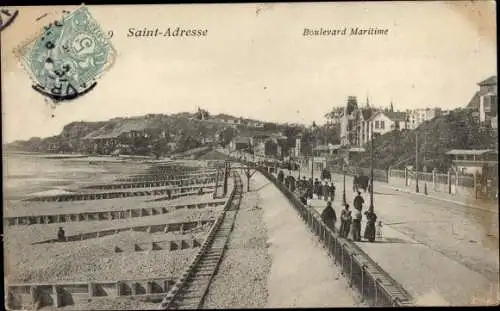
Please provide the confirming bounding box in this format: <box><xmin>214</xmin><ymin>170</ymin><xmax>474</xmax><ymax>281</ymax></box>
<box><xmin>276</xmin><ymin>168</ymin><xmax>499</xmax><ymax>306</ymax></box>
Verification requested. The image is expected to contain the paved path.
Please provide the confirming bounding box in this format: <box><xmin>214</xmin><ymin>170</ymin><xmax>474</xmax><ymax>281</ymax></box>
<box><xmin>253</xmin><ymin>171</ymin><xmax>364</xmax><ymax>307</ymax></box>
<box><xmin>276</xmin><ymin>168</ymin><xmax>499</xmax><ymax>306</ymax></box>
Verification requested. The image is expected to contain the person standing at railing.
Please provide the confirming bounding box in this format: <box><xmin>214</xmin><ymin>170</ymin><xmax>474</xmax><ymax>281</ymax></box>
<box><xmin>339</xmin><ymin>204</ymin><xmax>352</xmax><ymax>238</ymax></box>
<box><xmin>321</xmin><ymin>201</ymin><xmax>337</xmax><ymax>232</ymax></box>
<box><xmin>364</xmin><ymin>207</ymin><xmax>378</xmax><ymax>242</ymax></box>
<box><xmin>278</xmin><ymin>170</ymin><xmax>284</xmax><ymax>183</ymax></box>
<box><xmin>352</xmin><ymin>195</ymin><xmax>363</xmax><ymax>242</ymax></box>
<box><xmin>314</xmin><ymin>178</ymin><xmax>321</xmax><ymax>199</ymax></box>
<box><xmin>322</xmin><ymin>181</ymin><xmax>330</xmax><ymax>201</ymax></box>
<box><xmin>329</xmin><ymin>183</ymin><xmax>336</xmax><ymax>202</ymax></box>
<box><xmin>308</xmin><ymin>177</ymin><xmax>314</xmax><ymax>198</ymax></box>
<box><xmin>290</xmin><ymin>175</ymin><xmax>296</xmax><ymax>193</ymax></box>
<box><xmin>284</xmin><ymin>174</ymin><xmax>290</xmax><ymax>189</ymax></box>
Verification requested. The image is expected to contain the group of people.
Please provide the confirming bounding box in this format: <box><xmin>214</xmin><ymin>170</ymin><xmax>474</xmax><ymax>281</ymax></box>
<box><xmin>278</xmin><ymin>170</ymin><xmax>336</xmax><ymax>203</ymax></box>
<box><xmin>276</xmin><ymin>167</ymin><xmax>379</xmax><ymax>243</ymax></box>
<box><xmin>320</xmin><ymin>192</ymin><xmax>379</xmax><ymax>243</ymax></box>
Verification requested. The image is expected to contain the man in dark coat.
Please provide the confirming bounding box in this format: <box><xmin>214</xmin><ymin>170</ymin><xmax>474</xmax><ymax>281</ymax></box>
<box><xmin>323</xmin><ymin>181</ymin><xmax>330</xmax><ymax>201</ymax></box>
<box><xmin>314</xmin><ymin>178</ymin><xmax>321</xmax><ymax>199</ymax></box>
<box><xmin>364</xmin><ymin>207</ymin><xmax>378</xmax><ymax>242</ymax></box>
<box><xmin>278</xmin><ymin>170</ymin><xmax>284</xmax><ymax>183</ymax></box>
<box><xmin>321</xmin><ymin>201</ymin><xmax>337</xmax><ymax>232</ymax></box>
<box><xmin>290</xmin><ymin>175</ymin><xmax>296</xmax><ymax>192</ymax></box>
<box><xmin>329</xmin><ymin>183</ymin><xmax>336</xmax><ymax>202</ymax></box>
<box><xmin>308</xmin><ymin>178</ymin><xmax>314</xmax><ymax>198</ymax></box>
<box><xmin>354</xmin><ymin>191</ymin><xmax>364</xmax><ymax>211</ymax></box>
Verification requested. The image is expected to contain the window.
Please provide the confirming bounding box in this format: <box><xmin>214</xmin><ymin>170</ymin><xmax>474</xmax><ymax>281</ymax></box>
<box><xmin>380</xmin><ymin>121</ymin><xmax>385</xmax><ymax>129</ymax></box>
<box><xmin>375</xmin><ymin>121</ymin><xmax>380</xmax><ymax>129</ymax></box>
<box><xmin>484</xmin><ymin>95</ymin><xmax>492</xmax><ymax>112</ymax></box>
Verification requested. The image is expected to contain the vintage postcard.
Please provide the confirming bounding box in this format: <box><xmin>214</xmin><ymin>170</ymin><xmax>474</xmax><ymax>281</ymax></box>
<box><xmin>1</xmin><ymin>2</ymin><xmax>498</xmax><ymax>309</ymax></box>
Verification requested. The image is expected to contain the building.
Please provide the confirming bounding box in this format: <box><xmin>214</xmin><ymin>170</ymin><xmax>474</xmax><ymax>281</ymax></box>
<box><xmin>355</xmin><ymin>107</ymin><xmax>376</xmax><ymax>146</ymax></box>
<box><xmin>466</xmin><ymin>75</ymin><xmax>498</xmax><ymax>126</ymax></box>
<box><xmin>229</xmin><ymin>136</ymin><xmax>252</xmax><ymax>151</ymax></box>
<box><xmin>365</xmin><ymin>110</ymin><xmax>408</xmax><ymax>140</ymax></box>
<box><xmin>406</xmin><ymin>108</ymin><xmax>442</xmax><ymax>129</ymax></box>
<box><xmin>445</xmin><ymin>149</ymin><xmax>498</xmax><ymax>175</ymax></box>
<box><xmin>340</xmin><ymin>96</ymin><xmax>360</xmax><ymax>146</ymax></box>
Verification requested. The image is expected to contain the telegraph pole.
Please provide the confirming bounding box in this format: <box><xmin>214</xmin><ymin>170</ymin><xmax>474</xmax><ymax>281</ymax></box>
<box><xmin>415</xmin><ymin>131</ymin><xmax>419</xmax><ymax>193</ymax></box>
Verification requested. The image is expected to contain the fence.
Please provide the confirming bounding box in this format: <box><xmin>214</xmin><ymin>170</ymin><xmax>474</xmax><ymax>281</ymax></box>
<box><xmin>388</xmin><ymin>168</ymin><xmax>498</xmax><ymax>202</ymax></box>
<box><xmin>256</xmin><ymin>164</ymin><xmax>414</xmax><ymax>307</ymax></box>
<box><xmin>328</xmin><ymin>164</ymin><xmax>389</xmax><ymax>183</ymax></box>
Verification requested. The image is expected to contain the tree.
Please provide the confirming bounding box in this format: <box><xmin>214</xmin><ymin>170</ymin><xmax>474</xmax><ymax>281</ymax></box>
<box><xmin>219</xmin><ymin>127</ymin><xmax>237</xmax><ymax>147</ymax></box>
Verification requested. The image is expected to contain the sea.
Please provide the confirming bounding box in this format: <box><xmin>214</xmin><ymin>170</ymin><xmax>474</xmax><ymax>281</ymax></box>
<box><xmin>3</xmin><ymin>153</ymin><xmax>145</xmax><ymax>200</ymax></box>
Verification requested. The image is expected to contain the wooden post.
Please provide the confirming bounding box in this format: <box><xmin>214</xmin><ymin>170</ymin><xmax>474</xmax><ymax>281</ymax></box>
<box><xmin>448</xmin><ymin>169</ymin><xmax>452</xmax><ymax>194</ymax></box>
<box><xmin>474</xmin><ymin>170</ymin><xmax>478</xmax><ymax>200</ymax></box>
<box><xmin>432</xmin><ymin>168</ymin><xmax>437</xmax><ymax>191</ymax></box>
<box><xmin>404</xmin><ymin>167</ymin><xmax>408</xmax><ymax>187</ymax></box>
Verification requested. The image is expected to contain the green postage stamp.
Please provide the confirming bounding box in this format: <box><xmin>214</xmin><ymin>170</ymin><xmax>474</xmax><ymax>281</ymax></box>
<box><xmin>16</xmin><ymin>6</ymin><xmax>116</xmax><ymax>101</ymax></box>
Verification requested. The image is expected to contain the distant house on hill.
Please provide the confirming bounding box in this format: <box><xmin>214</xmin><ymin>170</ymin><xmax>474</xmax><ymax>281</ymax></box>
<box><xmin>368</xmin><ymin>110</ymin><xmax>408</xmax><ymax>140</ymax></box>
<box><xmin>466</xmin><ymin>75</ymin><xmax>497</xmax><ymax>128</ymax></box>
<box><xmin>406</xmin><ymin>108</ymin><xmax>442</xmax><ymax>129</ymax></box>
<box><xmin>230</xmin><ymin>136</ymin><xmax>252</xmax><ymax>152</ymax></box>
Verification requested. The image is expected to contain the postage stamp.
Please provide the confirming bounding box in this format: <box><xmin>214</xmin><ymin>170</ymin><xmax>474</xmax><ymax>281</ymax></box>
<box><xmin>15</xmin><ymin>6</ymin><xmax>116</xmax><ymax>102</ymax></box>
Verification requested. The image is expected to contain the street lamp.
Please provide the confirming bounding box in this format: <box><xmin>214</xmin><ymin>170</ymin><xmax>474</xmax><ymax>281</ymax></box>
<box><xmin>415</xmin><ymin>131</ymin><xmax>419</xmax><ymax>193</ymax></box>
<box><xmin>369</xmin><ymin>122</ymin><xmax>374</xmax><ymax>210</ymax></box>
<box><xmin>311</xmin><ymin>121</ymin><xmax>317</xmax><ymax>184</ymax></box>
<box><xmin>342</xmin><ymin>157</ymin><xmax>347</xmax><ymax>206</ymax></box>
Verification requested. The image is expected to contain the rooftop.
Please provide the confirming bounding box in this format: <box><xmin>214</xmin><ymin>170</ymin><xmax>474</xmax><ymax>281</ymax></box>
<box><xmin>445</xmin><ymin>149</ymin><xmax>497</xmax><ymax>156</ymax></box>
<box><xmin>478</xmin><ymin>75</ymin><xmax>497</xmax><ymax>86</ymax></box>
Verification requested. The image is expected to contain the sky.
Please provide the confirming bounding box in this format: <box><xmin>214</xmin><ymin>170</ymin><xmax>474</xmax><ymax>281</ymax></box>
<box><xmin>1</xmin><ymin>1</ymin><xmax>497</xmax><ymax>143</ymax></box>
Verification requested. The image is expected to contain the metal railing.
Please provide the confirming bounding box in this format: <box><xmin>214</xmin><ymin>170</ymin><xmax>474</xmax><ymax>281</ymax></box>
<box><xmin>256</xmin><ymin>165</ymin><xmax>414</xmax><ymax>307</ymax></box>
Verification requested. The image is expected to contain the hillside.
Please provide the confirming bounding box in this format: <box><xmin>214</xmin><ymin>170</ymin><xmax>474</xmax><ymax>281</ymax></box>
<box><xmin>4</xmin><ymin>112</ymin><xmax>295</xmax><ymax>156</ymax></box>
<box><xmin>355</xmin><ymin>109</ymin><xmax>498</xmax><ymax>172</ymax></box>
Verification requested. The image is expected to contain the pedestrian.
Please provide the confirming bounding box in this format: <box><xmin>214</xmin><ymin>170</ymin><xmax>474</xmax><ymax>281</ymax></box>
<box><xmin>364</xmin><ymin>207</ymin><xmax>378</xmax><ymax>242</ymax></box>
<box><xmin>321</xmin><ymin>201</ymin><xmax>337</xmax><ymax>232</ymax></box>
<box><xmin>323</xmin><ymin>181</ymin><xmax>330</xmax><ymax>201</ymax></box>
<box><xmin>353</xmin><ymin>191</ymin><xmax>364</xmax><ymax>211</ymax></box>
<box><xmin>57</xmin><ymin>227</ymin><xmax>65</xmax><ymax>242</ymax></box>
<box><xmin>278</xmin><ymin>170</ymin><xmax>284</xmax><ymax>183</ymax></box>
<box><xmin>329</xmin><ymin>183</ymin><xmax>336</xmax><ymax>202</ymax></box>
<box><xmin>284</xmin><ymin>175</ymin><xmax>290</xmax><ymax>189</ymax></box>
<box><xmin>353</xmin><ymin>175</ymin><xmax>359</xmax><ymax>192</ymax></box>
<box><xmin>376</xmin><ymin>221</ymin><xmax>384</xmax><ymax>239</ymax></box>
<box><xmin>339</xmin><ymin>204</ymin><xmax>352</xmax><ymax>238</ymax></box>
<box><xmin>314</xmin><ymin>178</ymin><xmax>321</xmax><ymax>199</ymax></box>
<box><xmin>352</xmin><ymin>205</ymin><xmax>362</xmax><ymax>241</ymax></box>
<box><xmin>300</xmin><ymin>195</ymin><xmax>307</xmax><ymax>206</ymax></box>
<box><xmin>290</xmin><ymin>175</ymin><xmax>296</xmax><ymax>193</ymax></box>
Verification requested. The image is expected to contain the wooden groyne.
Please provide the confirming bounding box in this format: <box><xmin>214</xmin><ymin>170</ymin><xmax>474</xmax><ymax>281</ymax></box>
<box><xmin>31</xmin><ymin>219</ymin><xmax>215</xmax><ymax>245</ymax></box>
<box><xmin>82</xmin><ymin>176</ymin><xmax>216</xmax><ymax>191</ymax></box>
<box><xmin>114</xmin><ymin>238</ymin><xmax>203</xmax><ymax>253</ymax></box>
<box><xmin>5</xmin><ymin>200</ymin><xmax>225</xmax><ymax>226</ymax></box>
<box><xmin>7</xmin><ymin>277</ymin><xmax>176</xmax><ymax>310</ymax></box>
<box><xmin>116</xmin><ymin>171</ymin><xmax>216</xmax><ymax>183</ymax></box>
<box><xmin>24</xmin><ymin>184</ymin><xmax>215</xmax><ymax>202</ymax></box>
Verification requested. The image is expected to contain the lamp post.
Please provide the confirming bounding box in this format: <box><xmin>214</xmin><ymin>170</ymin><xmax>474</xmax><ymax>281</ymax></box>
<box><xmin>415</xmin><ymin>131</ymin><xmax>419</xmax><ymax>193</ymax></box>
<box><xmin>311</xmin><ymin>122</ymin><xmax>317</xmax><ymax>184</ymax></box>
<box><xmin>369</xmin><ymin>122</ymin><xmax>374</xmax><ymax>210</ymax></box>
<box><xmin>342</xmin><ymin>157</ymin><xmax>347</xmax><ymax>206</ymax></box>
